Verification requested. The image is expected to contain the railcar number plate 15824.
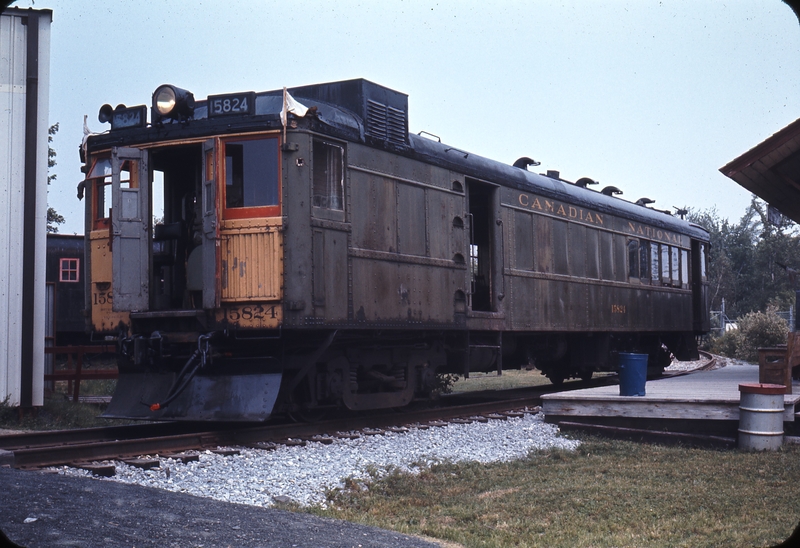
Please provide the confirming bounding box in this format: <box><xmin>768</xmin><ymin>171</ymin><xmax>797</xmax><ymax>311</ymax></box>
<box><xmin>217</xmin><ymin>304</ymin><xmax>282</xmax><ymax>329</ymax></box>
<box><xmin>207</xmin><ymin>92</ymin><xmax>256</xmax><ymax>117</ymax></box>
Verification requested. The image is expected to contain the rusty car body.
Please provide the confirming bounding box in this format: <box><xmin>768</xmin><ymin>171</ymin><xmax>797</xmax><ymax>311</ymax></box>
<box><xmin>79</xmin><ymin>79</ymin><xmax>710</xmax><ymax>421</ymax></box>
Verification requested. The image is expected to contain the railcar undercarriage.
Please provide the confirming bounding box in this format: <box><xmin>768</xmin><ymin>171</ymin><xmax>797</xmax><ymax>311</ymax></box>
<box><xmin>103</xmin><ymin>326</ymin><xmax>698</xmax><ymax>422</ymax></box>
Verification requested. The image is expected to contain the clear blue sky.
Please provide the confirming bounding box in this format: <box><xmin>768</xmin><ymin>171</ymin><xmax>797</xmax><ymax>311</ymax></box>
<box><xmin>12</xmin><ymin>0</ymin><xmax>800</xmax><ymax>234</ymax></box>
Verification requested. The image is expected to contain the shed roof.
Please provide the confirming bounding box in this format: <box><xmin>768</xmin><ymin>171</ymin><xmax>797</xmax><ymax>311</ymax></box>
<box><xmin>720</xmin><ymin>117</ymin><xmax>800</xmax><ymax>223</ymax></box>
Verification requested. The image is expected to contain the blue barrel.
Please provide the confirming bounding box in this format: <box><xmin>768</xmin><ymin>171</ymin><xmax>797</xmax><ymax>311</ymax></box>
<box><xmin>618</xmin><ymin>353</ymin><xmax>648</xmax><ymax>396</ymax></box>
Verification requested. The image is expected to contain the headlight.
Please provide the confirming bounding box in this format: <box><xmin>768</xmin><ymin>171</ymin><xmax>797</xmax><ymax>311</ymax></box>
<box><xmin>152</xmin><ymin>84</ymin><xmax>195</xmax><ymax>124</ymax></box>
<box><xmin>154</xmin><ymin>86</ymin><xmax>176</xmax><ymax>116</ymax></box>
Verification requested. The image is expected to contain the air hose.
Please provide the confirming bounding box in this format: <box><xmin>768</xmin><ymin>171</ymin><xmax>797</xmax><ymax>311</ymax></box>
<box><xmin>145</xmin><ymin>333</ymin><xmax>212</xmax><ymax>412</ymax></box>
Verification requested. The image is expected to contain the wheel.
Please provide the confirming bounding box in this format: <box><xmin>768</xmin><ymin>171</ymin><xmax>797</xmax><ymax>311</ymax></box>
<box><xmin>548</xmin><ymin>372</ymin><xmax>565</xmax><ymax>387</ymax></box>
<box><xmin>288</xmin><ymin>406</ymin><xmax>327</xmax><ymax>423</ymax></box>
<box><xmin>579</xmin><ymin>370</ymin><xmax>593</xmax><ymax>382</ymax></box>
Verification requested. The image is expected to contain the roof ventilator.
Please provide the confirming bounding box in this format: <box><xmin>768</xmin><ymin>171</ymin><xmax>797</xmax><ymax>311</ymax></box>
<box><xmin>366</xmin><ymin>99</ymin><xmax>407</xmax><ymax>146</ymax></box>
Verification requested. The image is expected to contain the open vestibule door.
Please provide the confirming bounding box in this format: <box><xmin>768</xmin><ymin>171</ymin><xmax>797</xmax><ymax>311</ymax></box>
<box><xmin>201</xmin><ymin>139</ymin><xmax>219</xmax><ymax>309</ymax></box>
<box><xmin>111</xmin><ymin>147</ymin><xmax>150</xmax><ymax>312</ymax></box>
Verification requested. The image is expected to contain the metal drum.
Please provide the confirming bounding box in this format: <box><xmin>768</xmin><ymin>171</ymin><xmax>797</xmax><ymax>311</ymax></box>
<box><xmin>618</xmin><ymin>353</ymin><xmax>648</xmax><ymax>396</ymax></box>
<box><xmin>738</xmin><ymin>383</ymin><xmax>785</xmax><ymax>451</ymax></box>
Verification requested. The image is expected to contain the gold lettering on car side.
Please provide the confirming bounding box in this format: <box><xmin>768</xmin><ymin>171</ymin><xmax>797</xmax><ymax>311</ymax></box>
<box><xmin>611</xmin><ymin>304</ymin><xmax>626</xmax><ymax>314</ymax></box>
<box><xmin>626</xmin><ymin>221</ymin><xmax>680</xmax><ymax>244</ymax></box>
<box><xmin>517</xmin><ymin>192</ymin><xmax>604</xmax><ymax>226</ymax></box>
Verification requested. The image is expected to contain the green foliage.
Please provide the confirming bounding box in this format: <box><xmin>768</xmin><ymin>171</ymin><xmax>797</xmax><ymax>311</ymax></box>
<box><xmin>433</xmin><ymin>373</ymin><xmax>459</xmax><ymax>395</ymax></box>
<box><xmin>709</xmin><ymin>307</ymin><xmax>788</xmax><ymax>362</ymax></box>
<box><xmin>0</xmin><ymin>395</ymin><xmax>18</xmax><ymax>423</ymax></box>
<box><xmin>688</xmin><ymin>198</ymin><xmax>800</xmax><ymax>318</ymax></box>
<box><xmin>0</xmin><ymin>395</ymin><xmax>129</xmax><ymax>431</ymax></box>
<box><xmin>47</xmin><ymin>207</ymin><xmax>65</xmax><ymax>233</ymax></box>
<box><xmin>46</xmin><ymin>122</ymin><xmax>65</xmax><ymax>233</ymax></box>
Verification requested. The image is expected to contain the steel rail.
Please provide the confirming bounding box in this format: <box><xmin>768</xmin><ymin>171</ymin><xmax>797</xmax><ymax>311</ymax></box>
<box><xmin>7</xmin><ymin>396</ymin><xmax>542</xmax><ymax>469</ymax></box>
<box><xmin>0</xmin><ymin>422</ymin><xmax>204</xmax><ymax>451</ymax></box>
<box><xmin>2</xmin><ymin>360</ymin><xmax>716</xmax><ymax>469</ymax></box>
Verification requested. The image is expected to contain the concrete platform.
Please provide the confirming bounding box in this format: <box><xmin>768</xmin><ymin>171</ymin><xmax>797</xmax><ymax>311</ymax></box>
<box><xmin>542</xmin><ymin>363</ymin><xmax>800</xmax><ymax>435</ymax></box>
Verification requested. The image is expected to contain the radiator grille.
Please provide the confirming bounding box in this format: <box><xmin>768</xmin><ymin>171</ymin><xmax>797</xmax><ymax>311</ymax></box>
<box><xmin>220</xmin><ymin>229</ymin><xmax>282</xmax><ymax>301</ymax></box>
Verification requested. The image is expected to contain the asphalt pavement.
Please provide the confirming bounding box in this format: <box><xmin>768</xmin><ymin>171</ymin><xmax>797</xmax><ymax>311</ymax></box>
<box><xmin>0</xmin><ymin>466</ymin><xmax>440</xmax><ymax>548</ymax></box>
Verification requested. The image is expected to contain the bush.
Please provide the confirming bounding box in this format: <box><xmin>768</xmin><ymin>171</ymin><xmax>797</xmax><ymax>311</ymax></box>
<box><xmin>710</xmin><ymin>307</ymin><xmax>788</xmax><ymax>362</ymax></box>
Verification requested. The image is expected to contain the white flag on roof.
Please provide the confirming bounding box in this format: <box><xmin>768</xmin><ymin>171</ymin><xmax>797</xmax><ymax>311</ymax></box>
<box><xmin>281</xmin><ymin>87</ymin><xmax>309</xmax><ymax>127</ymax></box>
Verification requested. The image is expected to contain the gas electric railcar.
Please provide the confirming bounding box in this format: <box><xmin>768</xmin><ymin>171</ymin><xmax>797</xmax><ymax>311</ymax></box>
<box><xmin>78</xmin><ymin>79</ymin><xmax>710</xmax><ymax>421</ymax></box>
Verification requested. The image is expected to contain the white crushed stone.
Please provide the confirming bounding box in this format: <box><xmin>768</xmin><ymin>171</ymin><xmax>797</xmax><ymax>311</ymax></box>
<box><xmin>666</xmin><ymin>353</ymin><xmax>740</xmax><ymax>372</ymax></box>
<box><xmin>53</xmin><ymin>411</ymin><xmax>578</xmax><ymax>508</ymax></box>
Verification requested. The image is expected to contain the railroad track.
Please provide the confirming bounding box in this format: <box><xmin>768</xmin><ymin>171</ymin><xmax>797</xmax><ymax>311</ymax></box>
<box><xmin>1</xmin><ymin>396</ymin><xmax>545</xmax><ymax>471</ymax></box>
<box><xmin>661</xmin><ymin>350</ymin><xmax>717</xmax><ymax>376</ymax></box>
<box><xmin>0</xmin><ymin>357</ymin><xmax>715</xmax><ymax>472</ymax></box>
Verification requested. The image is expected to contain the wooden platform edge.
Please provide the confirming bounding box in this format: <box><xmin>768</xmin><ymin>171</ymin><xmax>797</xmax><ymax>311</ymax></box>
<box><xmin>557</xmin><ymin>421</ymin><xmax>737</xmax><ymax>449</ymax></box>
<box><xmin>543</xmin><ymin>399</ymin><xmax>797</xmax><ymax>421</ymax></box>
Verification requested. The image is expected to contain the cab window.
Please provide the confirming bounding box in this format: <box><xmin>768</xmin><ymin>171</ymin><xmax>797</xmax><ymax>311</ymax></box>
<box><xmin>222</xmin><ymin>136</ymin><xmax>280</xmax><ymax>217</ymax></box>
<box><xmin>312</xmin><ymin>140</ymin><xmax>344</xmax><ymax>210</ymax></box>
<box><xmin>87</xmin><ymin>156</ymin><xmax>138</xmax><ymax>230</ymax></box>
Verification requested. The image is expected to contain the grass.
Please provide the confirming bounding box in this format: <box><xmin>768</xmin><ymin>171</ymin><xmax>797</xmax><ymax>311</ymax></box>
<box><xmin>0</xmin><ymin>395</ymin><xmax>125</xmax><ymax>431</ymax></box>
<box><xmin>0</xmin><ymin>351</ymin><xmax>123</xmax><ymax>431</ymax></box>
<box><xmin>450</xmin><ymin>369</ymin><xmax>552</xmax><ymax>393</ymax></box>
<box><xmin>450</xmin><ymin>368</ymin><xmax>614</xmax><ymax>393</ymax></box>
<box><xmin>310</xmin><ymin>436</ymin><xmax>800</xmax><ymax>547</ymax></box>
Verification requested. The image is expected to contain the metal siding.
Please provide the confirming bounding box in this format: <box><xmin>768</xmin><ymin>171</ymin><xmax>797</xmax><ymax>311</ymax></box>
<box><xmin>514</xmin><ymin>210</ymin><xmax>534</xmax><ymax>271</ymax></box>
<box><xmin>397</xmin><ymin>183</ymin><xmax>426</xmax><ymax>256</ymax></box>
<box><xmin>585</xmin><ymin>228</ymin><xmax>599</xmax><ymax>279</ymax></box>
<box><xmin>510</xmin><ymin>276</ymin><xmax>536</xmax><ymax>328</ymax></box>
<box><xmin>0</xmin><ymin>9</ymin><xmax>49</xmax><ymax>407</ymax></box>
<box><xmin>352</xmin><ymin>257</ymin><xmax>394</xmax><ymax>320</ymax></box>
<box><xmin>280</xmin><ymin>133</ymin><xmax>314</xmax><ymax>325</ymax></box>
<box><xmin>535</xmin><ymin>214</ymin><xmax>552</xmax><ymax>273</ymax></box>
<box><xmin>88</xmin><ymin>230</ymin><xmax>128</xmax><ymax>332</ymax></box>
<box><xmin>423</xmin><ymin>181</ymin><xmax>463</xmax><ymax>261</ymax></box>
<box><xmin>315</xmin><ymin>228</ymin><xmax>349</xmax><ymax>321</ymax></box>
<box><xmin>569</xmin><ymin>223</ymin><xmax>587</xmax><ymax>278</ymax></box>
<box><xmin>351</xmin><ymin>172</ymin><xmax>397</xmax><ymax>252</ymax></box>
<box><xmin>0</xmin><ymin>12</ymin><xmax>27</xmax><ymax>406</ymax></box>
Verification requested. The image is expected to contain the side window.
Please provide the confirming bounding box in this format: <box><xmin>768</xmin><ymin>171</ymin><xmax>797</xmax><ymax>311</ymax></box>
<box><xmin>700</xmin><ymin>243</ymin><xmax>707</xmax><ymax>281</ymax></box>
<box><xmin>661</xmin><ymin>244</ymin><xmax>671</xmax><ymax>285</ymax></box>
<box><xmin>60</xmin><ymin>258</ymin><xmax>80</xmax><ymax>282</ymax></box>
<box><xmin>671</xmin><ymin>246</ymin><xmax>680</xmax><ymax>287</ymax></box>
<box><xmin>650</xmin><ymin>242</ymin><xmax>660</xmax><ymax>283</ymax></box>
<box><xmin>628</xmin><ymin>239</ymin><xmax>640</xmax><ymax>279</ymax></box>
<box><xmin>639</xmin><ymin>240</ymin><xmax>650</xmax><ymax>282</ymax></box>
<box><xmin>312</xmin><ymin>140</ymin><xmax>344</xmax><ymax>210</ymax></box>
<box><xmin>87</xmin><ymin>156</ymin><xmax>112</xmax><ymax>230</ymax></box>
<box><xmin>680</xmin><ymin>248</ymin><xmax>689</xmax><ymax>289</ymax></box>
<box><xmin>223</xmin><ymin>137</ymin><xmax>280</xmax><ymax>214</ymax></box>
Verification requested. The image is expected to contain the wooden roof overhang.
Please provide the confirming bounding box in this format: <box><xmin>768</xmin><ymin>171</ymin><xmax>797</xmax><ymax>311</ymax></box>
<box><xmin>720</xmin><ymin>117</ymin><xmax>800</xmax><ymax>224</ymax></box>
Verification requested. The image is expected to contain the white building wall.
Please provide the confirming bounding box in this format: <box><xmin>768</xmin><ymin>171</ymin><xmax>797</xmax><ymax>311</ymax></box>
<box><xmin>0</xmin><ymin>8</ymin><xmax>51</xmax><ymax>407</ymax></box>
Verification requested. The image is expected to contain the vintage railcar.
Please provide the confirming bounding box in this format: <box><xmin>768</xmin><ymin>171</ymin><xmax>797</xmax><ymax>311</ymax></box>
<box><xmin>45</xmin><ymin>233</ymin><xmax>88</xmax><ymax>345</ymax></box>
<box><xmin>78</xmin><ymin>79</ymin><xmax>710</xmax><ymax>421</ymax></box>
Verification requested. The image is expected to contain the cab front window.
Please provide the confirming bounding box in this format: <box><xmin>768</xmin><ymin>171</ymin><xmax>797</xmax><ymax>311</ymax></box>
<box><xmin>223</xmin><ymin>136</ymin><xmax>280</xmax><ymax>217</ymax></box>
<box><xmin>87</xmin><ymin>156</ymin><xmax>138</xmax><ymax>230</ymax></box>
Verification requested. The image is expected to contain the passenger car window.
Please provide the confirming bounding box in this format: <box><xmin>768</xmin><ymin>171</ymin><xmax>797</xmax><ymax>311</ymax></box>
<box><xmin>650</xmin><ymin>242</ymin><xmax>660</xmax><ymax>282</ymax></box>
<box><xmin>628</xmin><ymin>239</ymin><xmax>640</xmax><ymax>279</ymax></box>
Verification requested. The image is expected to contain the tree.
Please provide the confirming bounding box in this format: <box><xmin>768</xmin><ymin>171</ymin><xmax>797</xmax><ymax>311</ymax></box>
<box><xmin>688</xmin><ymin>197</ymin><xmax>800</xmax><ymax>319</ymax></box>
<box><xmin>46</xmin><ymin>122</ymin><xmax>65</xmax><ymax>233</ymax></box>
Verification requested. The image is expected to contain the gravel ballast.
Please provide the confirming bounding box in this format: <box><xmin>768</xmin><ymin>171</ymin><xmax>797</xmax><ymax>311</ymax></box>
<box><xmin>54</xmin><ymin>411</ymin><xmax>579</xmax><ymax>508</ymax></box>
